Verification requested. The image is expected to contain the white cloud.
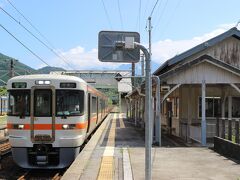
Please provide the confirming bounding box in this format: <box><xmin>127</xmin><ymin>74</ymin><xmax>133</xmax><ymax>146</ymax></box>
<box><xmin>52</xmin><ymin>46</ymin><xmax>126</xmax><ymax>70</ymax></box>
<box><xmin>51</xmin><ymin>23</ymin><xmax>238</xmax><ymax>70</ymax></box>
<box><xmin>151</xmin><ymin>23</ymin><xmax>237</xmax><ymax>65</ymax></box>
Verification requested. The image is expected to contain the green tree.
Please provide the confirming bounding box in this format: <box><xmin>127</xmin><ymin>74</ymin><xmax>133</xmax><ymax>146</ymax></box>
<box><xmin>0</xmin><ymin>86</ymin><xmax>7</xmax><ymax>96</ymax></box>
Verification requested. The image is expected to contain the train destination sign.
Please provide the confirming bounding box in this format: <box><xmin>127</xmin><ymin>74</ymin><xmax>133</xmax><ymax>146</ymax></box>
<box><xmin>98</xmin><ymin>31</ymin><xmax>140</xmax><ymax>63</ymax></box>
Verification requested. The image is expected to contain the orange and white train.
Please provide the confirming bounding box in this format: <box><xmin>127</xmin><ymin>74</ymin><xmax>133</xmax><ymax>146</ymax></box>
<box><xmin>7</xmin><ymin>74</ymin><xmax>110</xmax><ymax>168</ymax></box>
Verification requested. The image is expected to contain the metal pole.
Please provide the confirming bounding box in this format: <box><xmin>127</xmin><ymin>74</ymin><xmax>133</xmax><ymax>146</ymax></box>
<box><xmin>135</xmin><ymin>101</ymin><xmax>137</xmax><ymax>126</ymax></box>
<box><xmin>147</xmin><ymin>16</ymin><xmax>152</xmax><ymax>180</ymax></box>
<box><xmin>10</xmin><ymin>59</ymin><xmax>14</xmax><ymax>78</ymax></box>
<box><xmin>201</xmin><ymin>80</ymin><xmax>206</xmax><ymax>146</ymax></box>
<box><xmin>132</xmin><ymin>62</ymin><xmax>135</xmax><ymax>87</ymax></box>
<box><xmin>228</xmin><ymin>96</ymin><xmax>232</xmax><ymax>141</ymax></box>
<box><xmin>119</xmin><ymin>92</ymin><xmax>122</xmax><ymax>113</ymax></box>
<box><xmin>153</xmin><ymin>76</ymin><xmax>161</xmax><ymax>146</ymax></box>
<box><xmin>133</xmin><ymin>41</ymin><xmax>151</xmax><ymax>180</ymax></box>
<box><xmin>141</xmin><ymin>54</ymin><xmax>145</xmax><ymax>76</ymax></box>
<box><xmin>228</xmin><ymin>96</ymin><xmax>232</xmax><ymax>120</ymax></box>
<box><xmin>0</xmin><ymin>97</ymin><xmax>2</xmax><ymax>116</ymax></box>
<box><xmin>126</xmin><ymin>98</ymin><xmax>129</xmax><ymax>118</ymax></box>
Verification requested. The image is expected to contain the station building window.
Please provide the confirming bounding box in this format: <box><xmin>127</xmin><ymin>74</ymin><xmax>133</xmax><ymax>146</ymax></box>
<box><xmin>198</xmin><ymin>97</ymin><xmax>221</xmax><ymax>118</ymax></box>
<box><xmin>232</xmin><ymin>97</ymin><xmax>240</xmax><ymax>118</ymax></box>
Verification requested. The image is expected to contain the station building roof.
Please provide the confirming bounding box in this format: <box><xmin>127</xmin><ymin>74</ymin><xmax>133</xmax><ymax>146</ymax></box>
<box><xmin>154</xmin><ymin>27</ymin><xmax>240</xmax><ymax>76</ymax></box>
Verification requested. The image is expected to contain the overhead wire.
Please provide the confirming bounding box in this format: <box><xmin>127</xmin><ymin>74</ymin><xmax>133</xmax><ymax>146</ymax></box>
<box><xmin>145</xmin><ymin>0</ymin><xmax>161</xmax><ymax>31</ymax></box>
<box><xmin>159</xmin><ymin>0</ymin><xmax>182</xmax><ymax>37</ymax></box>
<box><xmin>143</xmin><ymin>0</ymin><xmax>150</xmax><ymax>20</ymax></box>
<box><xmin>135</xmin><ymin>0</ymin><xmax>142</xmax><ymax>32</ymax></box>
<box><xmin>152</xmin><ymin>0</ymin><xmax>163</xmax><ymax>27</ymax></box>
<box><xmin>117</xmin><ymin>0</ymin><xmax>124</xmax><ymax>30</ymax></box>
<box><xmin>0</xmin><ymin>24</ymin><xmax>51</xmax><ymax>67</ymax></box>
<box><xmin>14</xmin><ymin>65</ymin><xmax>34</xmax><ymax>74</ymax></box>
<box><xmin>134</xmin><ymin>0</ymin><xmax>142</xmax><ymax>76</ymax></box>
<box><xmin>144</xmin><ymin>0</ymin><xmax>160</xmax><ymax>38</ymax></box>
<box><xmin>6</xmin><ymin>0</ymin><xmax>55</xmax><ymax>48</ymax></box>
<box><xmin>153</xmin><ymin>0</ymin><xmax>169</xmax><ymax>34</ymax></box>
<box><xmin>0</xmin><ymin>6</ymin><xmax>75</xmax><ymax>70</ymax></box>
<box><xmin>5</xmin><ymin>0</ymin><xmax>75</xmax><ymax>70</ymax></box>
<box><xmin>138</xmin><ymin>0</ymin><xmax>142</xmax><ymax>32</ymax></box>
<box><xmin>100</xmin><ymin>0</ymin><xmax>113</xmax><ymax>29</ymax></box>
<box><xmin>149</xmin><ymin>0</ymin><xmax>160</xmax><ymax>18</ymax></box>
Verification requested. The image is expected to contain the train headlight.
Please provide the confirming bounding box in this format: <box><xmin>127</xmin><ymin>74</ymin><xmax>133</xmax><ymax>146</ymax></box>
<box><xmin>62</xmin><ymin>124</ymin><xmax>76</xmax><ymax>130</ymax></box>
<box><xmin>18</xmin><ymin>124</ymin><xmax>24</xmax><ymax>129</ymax></box>
<box><xmin>62</xmin><ymin>124</ymin><xmax>69</xmax><ymax>129</ymax></box>
<box><xmin>13</xmin><ymin>124</ymin><xmax>25</xmax><ymax>129</ymax></box>
<box><xmin>35</xmin><ymin>80</ymin><xmax>51</xmax><ymax>85</ymax></box>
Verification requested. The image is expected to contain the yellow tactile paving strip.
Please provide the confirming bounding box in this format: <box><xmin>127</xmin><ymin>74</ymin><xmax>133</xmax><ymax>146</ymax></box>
<box><xmin>97</xmin><ymin>113</ymin><xmax>117</xmax><ymax>180</ymax></box>
<box><xmin>97</xmin><ymin>156</ymin><xmax>114</xmax><ymax>180</ymax></box>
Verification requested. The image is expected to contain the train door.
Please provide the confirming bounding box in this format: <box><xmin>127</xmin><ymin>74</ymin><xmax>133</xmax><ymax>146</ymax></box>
<box><xmin>31</xmin><ymin>87</ymin><xmax>55</xmax><ymax>143</ymax></box>
<box><xmin>96</xmin><ymin>97</ymin><xmax>99</xmax><ymax>124</ymax></box>
<box><xmin>87</xmin><ymin>93</ymin><xmax>91</xmax><ymax>133</ymax></box>
<box><xmin>99</xmin><ymin>98</ymin><xmax>102</xmax><ymax>121</ymax></box>
<box><xmin>91</xmin><ymin>96</ymin><xmax>97</xmax><ymax>126</ymax></box>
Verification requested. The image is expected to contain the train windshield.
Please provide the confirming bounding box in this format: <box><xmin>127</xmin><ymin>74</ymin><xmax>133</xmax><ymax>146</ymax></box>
<box><xmin>8</xmin><ymin>90</ymin><xmax>30</xmax><ymax>116</ymax></box>
<box><xmin>34</xmin><ymin>89</ymin><xmax>52</xmax><ymax>117</ymax></box>
<box><xmin>56</xmin><ymin>90</ymin><xmax>84</xmax><ymax>116</ymax></box>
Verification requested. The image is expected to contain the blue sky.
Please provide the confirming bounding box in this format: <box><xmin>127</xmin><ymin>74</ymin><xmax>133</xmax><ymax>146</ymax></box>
<box><xmin>0</xmin><ymin>0</ymin><xmax>239</xmax><ymax>73</ymax></box>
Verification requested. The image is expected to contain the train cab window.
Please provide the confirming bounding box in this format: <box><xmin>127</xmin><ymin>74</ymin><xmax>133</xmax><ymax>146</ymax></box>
<box><xmin>34</xmin><ymin>89</ymin><xmax>52</xmax><ymax>117</ymax></box>
<box><xmin>8</xmin><ymin>90</ymin><xmax>30</xmax><ymax>116</ymax></box>
<box><xmin>56</xmin><ymin>90</ymin><xmax>84</xmax><ymax>116</ymax></box>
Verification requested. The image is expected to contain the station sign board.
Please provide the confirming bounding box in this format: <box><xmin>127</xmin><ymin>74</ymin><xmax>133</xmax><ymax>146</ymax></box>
<box><xmin>114</xmin><ymin>73</ymin><xmax>122</xmax><ymax>82</ymax></box>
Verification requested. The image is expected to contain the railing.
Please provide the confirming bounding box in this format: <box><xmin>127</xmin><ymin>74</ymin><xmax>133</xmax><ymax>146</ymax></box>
<box><xmin>181</xmin><ymin>119</ymin><xmax>217</xmax><ymax>143</ymax></box>
<box><xmin>216</xmin><ymin>118</ymin><xmax>240</xmax><ymax>144</ymax></box>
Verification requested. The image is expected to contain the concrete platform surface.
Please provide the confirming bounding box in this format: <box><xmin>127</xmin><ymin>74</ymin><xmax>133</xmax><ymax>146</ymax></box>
<box><xmin>130</xmin><ymin>147</ymin><xmax>240</xmax><ymax>180</ymax></box>
<box><xmin>63</xmin><ymin>112</ymin><xmax>240</xmax><ymax>180</ymax></box>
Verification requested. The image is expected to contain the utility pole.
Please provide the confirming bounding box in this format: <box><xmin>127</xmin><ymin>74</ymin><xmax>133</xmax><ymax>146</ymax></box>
<box><xmin>145</xmin><ymin>16</ymin><xmax>153</xmax><ymax>180</ymax></box>
<box><xmin>9</xmin><ymin>59</ymin><xmax>14</xmax><ymax>78</ymax></box>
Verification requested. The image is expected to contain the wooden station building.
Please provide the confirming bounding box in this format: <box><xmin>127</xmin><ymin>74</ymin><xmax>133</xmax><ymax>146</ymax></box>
<box><xmin>128</xmin><ymin>27</ymin><xmax>240</xmax><ymax>146</ymax></box>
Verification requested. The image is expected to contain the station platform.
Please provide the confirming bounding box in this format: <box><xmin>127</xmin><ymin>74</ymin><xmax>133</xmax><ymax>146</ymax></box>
<box><xmin>62</xmin><ymin>112</ymin><xmax>240</xmax><ymax>180</ymax></box>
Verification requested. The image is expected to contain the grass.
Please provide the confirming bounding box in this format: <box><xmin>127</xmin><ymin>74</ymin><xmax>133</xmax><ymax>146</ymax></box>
<box><xmin>0</xmin><ymin>115</ymin><xmax>7</xmax><ymax>125</ymax></box>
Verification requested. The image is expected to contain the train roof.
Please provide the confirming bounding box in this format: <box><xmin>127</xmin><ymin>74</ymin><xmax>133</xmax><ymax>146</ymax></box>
<box><xmin>7</xmin><ymin>74</ymin><xmax>108</xmax><ymax>99</ymax></box>
<box><xmin>8</xmin><ymin>74</ymin><xmax>86</xmax><ymax>83</ymax></box>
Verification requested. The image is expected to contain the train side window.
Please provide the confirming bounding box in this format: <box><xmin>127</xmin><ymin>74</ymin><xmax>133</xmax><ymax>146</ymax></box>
<box><xmin>92</xmin><ymin>96</ymin><xmax>97</xmax><ymax>118</ymax></box>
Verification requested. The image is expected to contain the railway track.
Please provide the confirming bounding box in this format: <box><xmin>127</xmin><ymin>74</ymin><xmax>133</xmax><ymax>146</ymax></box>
<box><xmin>0</xmin><ymin>141</ymin><xmax>11</xmax><ymax>156</ymax></box>
<box><xmin>17</xmin><ymin>169</ymin><xmax>64</xmax><ymax>180</ymax></box>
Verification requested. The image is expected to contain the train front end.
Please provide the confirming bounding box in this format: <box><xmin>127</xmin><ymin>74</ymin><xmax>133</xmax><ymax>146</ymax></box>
<box><xmin>7</xmin><ymin>75</ymin><xmax>87</xmax><ymax>169</ymax></box>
